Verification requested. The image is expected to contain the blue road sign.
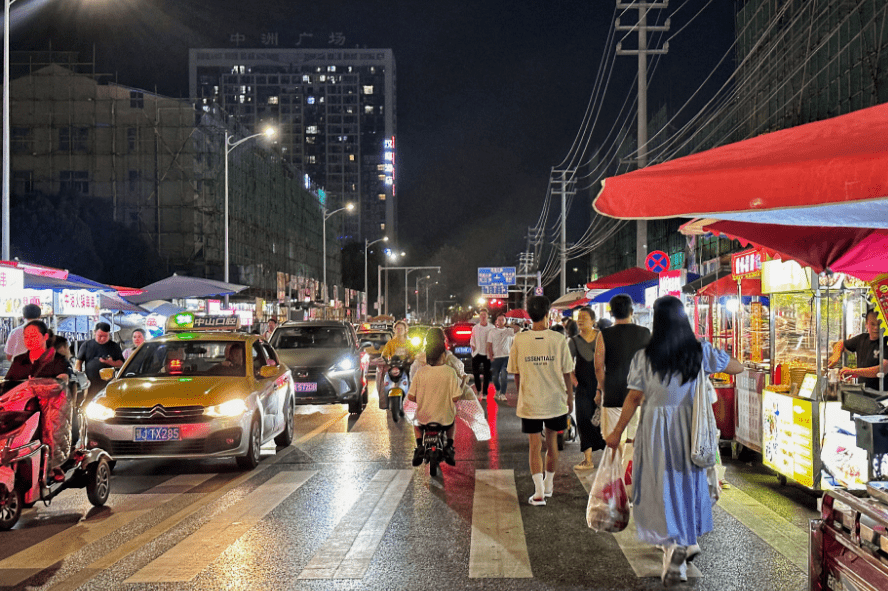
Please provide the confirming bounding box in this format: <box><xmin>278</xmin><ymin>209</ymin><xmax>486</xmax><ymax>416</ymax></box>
<box><xmin>478</xmin><ymin>267</ymin><xmax>517</xmax><ymax>286</ymax></box>
<box><xmin>482</xmin><ymin>284</ymin><xmax>508</xmax><ymax>296</ymax></box>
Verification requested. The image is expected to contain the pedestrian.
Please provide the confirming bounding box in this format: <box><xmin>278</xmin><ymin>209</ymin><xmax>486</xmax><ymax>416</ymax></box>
<box><xmin>594</xmin><ymin>294</ymin><xmax>651</xmax><ymax>450</ymax></box>
<box><xmin>123</xmin><ymin>328</ymin><xmax>146</xmax><ymax>360</ymax></box>
<box><xmin>605</xmin><ymin>296</ymin><xmax>742</xmax><ymax>586</ymax></box>
<box><xmin>487</xmin><ymin>313</ymin><xmax>514</xmax><ymax>402</ymax></box>
<box><xmin>75</xmin><ymin>322</ymin><xmax>124</xmax><ymax>401</ymax></box>
<box><xmin>828</xmin><ymin>309</ymin><xmax>888</xmax><ymax>390</ymax></box>
<box><xmin>5</xmin><ymin>303</ymin><xmax>41</xmax><ymax>361</ymax></box>
<box><xmin>4</xmin><ymin>320</ymin><xmax>70</xmax><ymax>388</ymax></box>
<box><xmin>564</xmin><ymin>318</ymin><xmax>579</xmax><ymax>339</ymax></box>
<box><xmin>569</xmin><ymin>306</ymin><xmax>605</xmax><ymax>470</ymax></box>
<box><xmin>470</xmin><ymin>308</ymin><xmax>494</xmax><ymax>399</ymax></box>
<box><xmin>507</xmin><ymin>295</ymin><xmax>574</xmax><ymax>506</ymax></box>
<box><xmin>263</xmin><ymin>318</ymin><xmax>278</xmax><ymax>341</ymax></box>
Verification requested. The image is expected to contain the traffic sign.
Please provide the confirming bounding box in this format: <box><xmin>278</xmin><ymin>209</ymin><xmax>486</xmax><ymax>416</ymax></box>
<box><xmin>478</xmin><ymin>267</ymin><xmax>517</xmax><ymax>286</ymax></box>
<box><xmin>534</xmin><ymin>286</ymin><xmax>543</xmax><ymax>296</ymax></box>
<box><xmin>482</xmin><ymin>284</ymin><xmax>508</xmax><ymax>296</ymax></box>
<box><xmin>645</xmin><ymin>250</ymin><xmax>670</xmax><ymax>273</ymax></box>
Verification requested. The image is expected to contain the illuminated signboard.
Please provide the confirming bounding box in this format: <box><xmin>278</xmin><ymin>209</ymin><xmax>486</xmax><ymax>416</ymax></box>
<box><xmin>761</xmin><ymin>259</ymin><xmax>813</xmax><ymax>293</ymax></box>
<box><xmin>383</xmin><ymin>137</ymin><xmax>395</xmax><ymax>190</ymax></box>
<box><xmin>762</xmin><ymin>390</ymin><xmax>815</xmax><ymax>488</ymax></box>
<box><xmin>58</xmin><ymin>290</ymin><xmax>100</xmax><ymax>316</ymax></box>
<box><xmin>658</xmin><ymin>269</ymin><xmax>687</xmax><ymax>297</ymax></box>
<box><xmin>731</xmin><ymin>249</ymin><xmax>763</xmax><ymax>280</ymax></box>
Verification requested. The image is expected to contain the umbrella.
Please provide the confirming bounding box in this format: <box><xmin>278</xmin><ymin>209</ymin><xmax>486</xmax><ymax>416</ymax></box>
<box><xmin>550</xmin><ymin>291</ymin><xmax>589</xmax><ymax>310</ymax></box>
<box><xmin>100</xmin><ymin>293</ymin><xmax>148</xmax><ymax>313</ymax></box>
<box><xmin>594</xmin><ymin>102</ymin><xmax>888</xmax><ymax>228</ymax></box>
<box><xmin>504</xmin><ymin>309</ymin><xmax>530</xmax><ymax>320</ymax></box>
<box><xmin>140</xmin><ymin>300</ymin><xmax>187</xmax><ymax>317</ymax></box>
<box><xmin>696</xmin><ymin>274</ymin><xmax>763</xmax><ymax>297</ymax></box>
<box><xmin>22</xmin><ymin>274</ymin><xmax>107</xmax><ymax>291</ymax></box>
<box><xmin>585</xmin><ymin>268</ymin><xmax>658</xmax><ymax>290</ymax></box>
<box><xmin>126</xmin><ymin>274</ymin><xmax>249</xmax><ymax>304</ymax></box>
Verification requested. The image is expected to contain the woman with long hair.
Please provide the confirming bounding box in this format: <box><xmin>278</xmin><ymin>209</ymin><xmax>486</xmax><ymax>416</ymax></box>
<box><xmin>604</xmin><ymin>296</ymin><xmax>742</xmax><ymax>587</ymax></box>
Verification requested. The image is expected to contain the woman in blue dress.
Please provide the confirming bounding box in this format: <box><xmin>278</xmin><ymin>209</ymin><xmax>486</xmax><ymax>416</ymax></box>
<box><xmin>605</xmin><ymin>296</ymin><xmax>742</xmax><ymax>587</ymax></box>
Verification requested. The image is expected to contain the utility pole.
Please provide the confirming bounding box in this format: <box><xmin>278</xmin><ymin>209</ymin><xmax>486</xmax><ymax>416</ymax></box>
<box><xmin>554</xmin><ymin>169</ymin><xmax>575</xmax><ymax>297</ymax></box>
<box><xmin>616</xmin><ymin>0</ymin><xmax>670</xmax><ymax>268</ymax></box>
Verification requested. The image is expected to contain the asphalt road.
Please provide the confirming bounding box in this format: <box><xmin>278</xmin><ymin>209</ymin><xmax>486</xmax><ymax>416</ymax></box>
<box><xmin>0</xmin><ymin>378</ymin><xmax>818</xmax><ymax>591</ymax></box>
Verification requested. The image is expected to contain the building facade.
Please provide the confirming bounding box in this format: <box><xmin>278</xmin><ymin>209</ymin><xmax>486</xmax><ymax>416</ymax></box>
<box><xmin>189</xmin><ymin>48</ymin><xmax>397</xmax><ymax>246</ymax></box>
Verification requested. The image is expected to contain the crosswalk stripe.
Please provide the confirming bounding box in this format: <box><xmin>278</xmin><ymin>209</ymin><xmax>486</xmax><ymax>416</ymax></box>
<box><xmin>0</xmin><ymin>473</ymin><xmax>216</xmax><ymax>588</ymax></box>
<box><xmin>125</xmin><ymin>471</ymin><xmax>315</xmax><ymax>583</ymax></box>
<box><xmin>469</xmin><ymin>469</ymin><xmax>533</xmax><ymax>578</ymax></box>
<box><xmin>715</xmin><ymin>485</ymin><xmax>807</xmax><ymax>570</ymax></box>
<box><xmin>298</xmin><ymin>469</ymin><xmax>412</xmax><ymax>579</ymax></box>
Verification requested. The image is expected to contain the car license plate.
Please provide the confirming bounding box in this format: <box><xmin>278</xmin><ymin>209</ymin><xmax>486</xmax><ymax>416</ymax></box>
<box><xmin>455</xmin><ymin>346</ymin><xmax>471</xmax><ymax>355</ymax></box>
<box><xmin>295</xmin><ymin>382</ymin><xmax>317</xmax><ymax>393</ymax></box>
<box><xmin>134</xmin><ymin>426</ymin><xmax>180</xmax><ymax>442</ymax></box>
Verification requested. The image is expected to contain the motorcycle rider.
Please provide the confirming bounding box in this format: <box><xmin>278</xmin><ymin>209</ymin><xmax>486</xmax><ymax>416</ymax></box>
<box><xmin>408</xmin><ymin>328</ymin><xmax>462</xmax><ymax>467</ymax></box>
<box><xmin>379</xmin><ymin>320</ymin><xmax>416</xmax><ymax>422</ymax></box>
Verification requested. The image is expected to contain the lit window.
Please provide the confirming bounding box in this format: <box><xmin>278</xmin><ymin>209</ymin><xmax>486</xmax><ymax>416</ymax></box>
<box><xmin>378</xmin><ymin>194</ymin><xmax>386</xmax><ymax>201</ymax></box>
<box><xmin>380</xmin><ymin>223</ymin><xmax>385</xmax><ymax>230</ymax></box>
<box><xmin>307</xmin><ymin>96</ymin><xmax>315</xmax><ymax>105</ymax></box>
<box><xmin>306</xmin><ymin>126</ymin><xmax>318</xmax><ymax>134</ymax></box>
<box><xmin>349</xmin><ymin>154</ymin><xmax>355</xmax><ymax>161</ymax></box>
<box><xmin>268</xmin><ymin>96</ymin><xmax>279</xmax><ymax>105</ymax></box>
<box><xmin>327</xmin><ymin>66</ymin><xmax>336</xmax><ymax>72</ymax></box>
<box><xmin>384</xmin><ymin>164</ymin><xmax>394</xmax><ymax>173</ymax></box>
<box><xmin>370</xmin><ymin>67</ymin><xmax>376</xmax><ymax>74</ymax></box>
<box><xmin>377</xmin><ymin>164</ymin><xmax>385</xmax><ymax>171</ymax></box>
<box><xmin>302</xmin><ymin>74</ymin><xmax>310</xmax><ymax>82</ymax></box>
<box><xmin>378</xmin><ymin>174</ymin><xmax>386</xmax><ymax>181</ymax></box>
<box><xmin>240</xmin><ymin>85</ymin><xmax>246</xmax><ymax>93</ymax></box>
<box><xmin>239</xmin><ymin>95</ymin><xmax>245</xmax><ymax>103</ymax></box>
<box><xmin>307</xmin><ymin>155</ymin><xmax>317</xmax><ymax>164</ymax></box>
<box><xmin>319</xmin><ymin>75</ymin><xmax>326</xmax><ymax>82</ymax></box>
<box><xmin>362</xmin><ymin>85</ymin><xmax>374</xmax><ymax>95</ymax></box>
<box><xmin>364</xmin><ymin>105</ymin><xmax>374</xmax><ymax>114</ymax></box>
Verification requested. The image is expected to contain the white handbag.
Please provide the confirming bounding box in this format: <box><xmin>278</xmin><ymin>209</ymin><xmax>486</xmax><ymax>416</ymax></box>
<box><xmin>690</xmin><ymin>364</ymin><xmax>719</xmax><ymax>468</ymax></box>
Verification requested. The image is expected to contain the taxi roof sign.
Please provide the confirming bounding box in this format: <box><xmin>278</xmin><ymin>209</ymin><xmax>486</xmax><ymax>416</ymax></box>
<box><xmin>165</xmin><ymin>312</ymin><xmax>240</xmax><ymax>332</ymax></box>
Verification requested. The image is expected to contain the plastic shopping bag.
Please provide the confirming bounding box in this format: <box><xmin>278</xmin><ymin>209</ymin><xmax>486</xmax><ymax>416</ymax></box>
<box><xmin>622</xmin><ymin>441</ymin><xmax>634</xmax><ymax>500</ymax></box>
<box><xmin>691</xmin><ymin>367</ymin><xmax>719</xmax><ymax>468</ymax></box>
<box><xmin>586</xmin><ymin>447</ymin><xmax>630</xmax><ymax>533</ymax></box>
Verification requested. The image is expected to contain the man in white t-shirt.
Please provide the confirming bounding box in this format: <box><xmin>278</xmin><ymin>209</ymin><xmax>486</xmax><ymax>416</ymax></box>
<box><xmin>508</xmin><ymin>296</ymin><xmax>574</xmax><ymax>506</ymax></box>
<box><xmin>470</xmin><ymin>309</ymin><xmax>495</xmax><ymax>399</ymax></box>
<box><xmin>5</xmin><ymin>304</ymin><xmax>41</xmax><ymax>361</ymax></box>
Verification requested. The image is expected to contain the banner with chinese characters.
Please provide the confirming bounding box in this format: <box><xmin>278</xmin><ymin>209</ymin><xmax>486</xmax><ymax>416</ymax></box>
<box><xmin>731</xmin><ymin>249</ymin><xmax>763</xmax><ymax>280</ymax></box>
<box><xmin>57</xmin><ymin>290</ymin><xmax>100</xmax><ymax>316</ymax></box>
<box><xmin>0</xmin><ymin>288</ymin><xmax>54</xmax><ymax>317</ymax></box>
<box><xmin>870</xmin><ymin>273</ymin><xmax>888</xmax><ymax>331</ymax></box>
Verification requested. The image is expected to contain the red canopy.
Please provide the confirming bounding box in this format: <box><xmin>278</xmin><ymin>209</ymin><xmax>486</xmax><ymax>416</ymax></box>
<box><xmin>594</xmin><ymin>102</ymin><xmax>888</xmax><ymax>228</ymax></box>
<box><xmin>586</xmin><ymin>267</ymin><xmax>658</xmax><ymax>290</ymax></box>
<box><xmin>504</xmin><ymin>309</ymin><xmax>530</xmax><ymax>319</ymax></box>
<box><xmin>697</xmin><ymin>273</ymin><xmax>762</xmax><ymax>297</ymax></box>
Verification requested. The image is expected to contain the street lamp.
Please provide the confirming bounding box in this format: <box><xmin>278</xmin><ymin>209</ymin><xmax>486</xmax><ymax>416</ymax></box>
<box><xmin>224</xmin><ymin>127</ymin><xmax>275</xmax><ymax>308</ymax></box>
<box><xmin>378</xmin><ymin>249</ymin><xmax>400</xmax><ymax>317</ymax></box>
<box><xmin>2</xmin><ymin>0</ymin><xmax>20</xmax><ymax>259</ymax></box>
<box><xmin>364</xmin><ymin>235</ymin><xmax>387</xmax><ymax>319</ymax></box>
<box><xmin>322</xmin><ymin>202</ymin><xmax>354</xmax><ymax>306</ymax></box>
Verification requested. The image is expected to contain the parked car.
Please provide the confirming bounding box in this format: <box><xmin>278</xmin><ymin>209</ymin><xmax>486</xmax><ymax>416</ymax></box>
<box><xmin>269</xmin><ymin>320</ymin><xmax>368</xmax><ymax>414</ymax></box>
<box><xmin>444</xmin><ymin>321</ymin><xmax>476</xmax><ymax>370</ymax></box>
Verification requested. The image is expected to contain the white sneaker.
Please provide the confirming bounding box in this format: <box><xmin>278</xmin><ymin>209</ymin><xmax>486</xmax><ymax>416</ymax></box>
<box><xmin>679</xmin><ymin>561</ymin><xmax>688</xmax><ymax>582</ymax></box>
<box><xmin>661</xmin><ymin>545</ymin><xmax>686</xmax><ymax>587</ymax></box>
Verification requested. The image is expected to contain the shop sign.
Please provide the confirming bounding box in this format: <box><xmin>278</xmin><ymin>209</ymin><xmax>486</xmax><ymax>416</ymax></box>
<box><xmin>869</xmin><ymin>273</ymin><xmax>888</xmax><ymax>331</ymax></box>
<box><xmin>58</xmin><ymin>290</ymin><xmax>99</xmax><ymax>316</ymax></box>
<box><xmin>658</xmin><ymin>269</ymin><xmax>687</xmax><ymax>297</ymax></box>
<box><xmin>145</xmin><ymin>314</ymin><xmax>165</xmax><ymax>338</ymax></box>
<box><xmin>0</xmin><ymin>266</ymin><xmax>24</xmax><ymax>293</ymax></box>
<box><xmin>731</xmin><ymin>249</ymin><xmax>762</xmax><ymax>280</ymax></box>
<box><xmin>644</xmin><ymin>285</ymin><xmax>658</xmax><ymax>308</ymax></box>
<box><xmin>207</xmin><ymin>299</ymin><xmax>222</xmax><ymax>315</ymax></box>
<box><xmin>761</xmin><ymin>259</ymin><xmax>813</xmax><ymax>293</ymax></box>
<box><xmin>184</xmin><ymin>299</ymin><xmax>206</xmax><ymax>312</ymax></box>
<box><xmin>762</xmin><ymin>390</ymin><xmax>815</xmax><ymax>488</ymax></box>
<box><xmin>735</xmin><ymin>370</ymin><xmax>764</xmax><ymax>452</ymax></box>
<box><xmin>0</xmin><ymin>289</ymin><xmax>54</xmax><ymax>317</ymax></box>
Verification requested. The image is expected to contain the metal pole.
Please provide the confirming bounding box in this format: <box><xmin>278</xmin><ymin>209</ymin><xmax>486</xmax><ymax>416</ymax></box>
<box><xmin>2</xmin><ymin>0</ymin><xmax>9</xmax><ymax>261</ymax></box>
<box><xmin>377</xmin><ymin>264</ymin><xmax>382</xmax><ymax>317</ymax></box>
<box><xmin>560</xmin><ymin>169</ymin><xmax>567</xmax><ymax>296</ymax></box>
<box><xmin>636</xmin><ymin>2</ymin><xmax>648</xmax><ymax>268</ymax></box>
<box><xmin>415</xmin><ymin>276</ymin><xmax>420</xmax><ymax>322</ymax></box>
<box><xmin>322</xmin><ymin>209</ymin><xmax>327</xmax><ymax>308</ymax></box>
<box><xmin>384</xmin><ymin>264</ymin><xmax>389</xmax><ymax>316</ymax></box>
<box><xmin>404</xmin><ymin>269</ymin><xmax>409</xmax><ymax>320</ymax></box>
<box><xmin>364</xmin><ymin>238</ymin><xmax>368</xmax><ymax>321</ymax></box>
<box><xmin>224</xmin><ymin>130</ymin><xmax>230</xmax><ymax>309</ymax></box>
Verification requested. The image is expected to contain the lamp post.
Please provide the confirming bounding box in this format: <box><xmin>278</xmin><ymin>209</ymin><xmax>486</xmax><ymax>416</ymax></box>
<box><xmin>364</xmin><ymin>236</ymin><xmax>387</xmax><ymax>319</ymax></box>
<box><xmin>2</xmin><ymin>0</ymin><xmax>18</xmax><ymax>260</ymax></box>
<box><xmin>322</xmin><ymin>202</ymin><xmax>354</xmax><ymax>310</ymax></box>
<box><xmin>224</xmin><ymin>127</ymin><xmax>275</xmax><ymax>307</ymax></box>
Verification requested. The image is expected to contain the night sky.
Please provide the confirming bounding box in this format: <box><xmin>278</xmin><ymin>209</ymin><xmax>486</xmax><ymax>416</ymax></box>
<box><xmin>12</xmin><ymin>0</ymin><xmax>736</xmax><ymax>292</ymax></box>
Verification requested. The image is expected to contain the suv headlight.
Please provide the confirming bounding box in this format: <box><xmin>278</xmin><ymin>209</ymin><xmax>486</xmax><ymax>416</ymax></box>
<box><xmin>330</xmin><ymin>357</ymin><xmax>355</xmax><ymax>372</ymax></box>
<box><xmin>204</xmin><ymin>399</ymin><xmax>248</xmax><ymax>418</ymax></box>
<box><xmin>85</xmin><ymin>402</ymin><xmax>115</xmax><ymax>422</ymax></box>
<box><xmin>410</xmin><ymin>336</ymin><xmax>422</xmax><ymax>347</ymax></box>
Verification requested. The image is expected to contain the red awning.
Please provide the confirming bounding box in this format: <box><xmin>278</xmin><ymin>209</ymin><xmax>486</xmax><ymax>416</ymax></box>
<box><xmin>586</xmin><ymin>267</ymin><xmax>658</xmax><ymax>290</ymax></box>
<box><xmin>697</xmin><ymin>274</ymin><xmax>762</xmax><ymax>297</ymax></box>
<box><xmin>594</xmin><ymin>102</ymin><xmax>888</xmax><ymax>229</ymax></box>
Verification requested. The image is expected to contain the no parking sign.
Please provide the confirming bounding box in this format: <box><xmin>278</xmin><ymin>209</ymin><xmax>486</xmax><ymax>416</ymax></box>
<box><xmin>645</xmin><ymin>251</ymin><xmax>670</xmax><ymax>273</ymax></box>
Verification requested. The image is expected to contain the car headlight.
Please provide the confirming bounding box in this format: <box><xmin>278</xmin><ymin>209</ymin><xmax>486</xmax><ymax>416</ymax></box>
<box><xmin>85</xmin><ymin>401</ymin><xmax>115</xmax><ymax>422</ymax></box>
<box><xmin>204</xmin><ymin>399</ymin><xmax>248</xmax><ymax>418</ymax></box>
<box><xmin>330</xmin><ymin>357</ymin><xmax>355</xmax><ymax>372</ymax></box>
<box><xmin>410</xmin><ymin>336</ymin><xmax>422</xmax><ymax>347</ymax></box>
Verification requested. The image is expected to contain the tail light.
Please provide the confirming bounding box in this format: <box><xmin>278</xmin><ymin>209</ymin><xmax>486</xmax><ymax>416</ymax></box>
<box><xmin>454</xmin><ymin>329</ymin><xmax>472</xmax><ymax>337</ymax></box>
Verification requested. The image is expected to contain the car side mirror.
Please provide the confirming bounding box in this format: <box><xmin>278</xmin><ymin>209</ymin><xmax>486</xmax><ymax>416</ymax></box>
<box><xmin>99</xmin><ymin>367</ymin><xmax>116</xmax><ymax>381</ymax></box>
<box><xmin>259</xmin><ymin>365</ymin><xmax>278</xmax><ymax>379</ymax></box>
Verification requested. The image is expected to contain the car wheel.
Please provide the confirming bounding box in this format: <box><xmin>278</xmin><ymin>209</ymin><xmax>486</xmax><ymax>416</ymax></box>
<box><xmin>348</xmin><ymin>397</ymin><xmax>363</xmax><ymax>414</ymax></box>
<box><xmin>86</xmin><ymin>457</ymin><xmax>111</xmax><ymax>507</ymax></box>
<box><xmin>0</xmin><ymin>486</ymin><xmax>21</xmax><ymax>531</ymax></box>
<box><xmin>274</xmin><ymin>396</ymin><xmax>295</xmax><ymax>447</ymax></box>
<box><xmin>236</xmin><ymin>415</ymin><xmax>262</xmax><ymax>470</ymax></box>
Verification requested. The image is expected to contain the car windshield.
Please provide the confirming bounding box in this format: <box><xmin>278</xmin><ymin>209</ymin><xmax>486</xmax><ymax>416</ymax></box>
<box><xmin>122</xmin><ymin>341</ymin><xmax>247</xmax><ymax>378</ymax></box>
<box><xmin>272</xmin><ymin>327</ymin><xmax>349</xmax><ymax>349</ymax></box>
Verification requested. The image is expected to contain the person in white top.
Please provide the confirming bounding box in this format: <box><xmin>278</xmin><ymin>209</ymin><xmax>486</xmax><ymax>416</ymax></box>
<box><xmin>508</xmin><ymin>296</ymin><xmax>575</xmax><ymax>506</ymax></box>
<box><xmin>470</xmin><ymin>309</ymin><xmax>495</xmax><ymax>399</ymax></box>
<box><xmin>487</xmin><ymin>314</ymin><xmax>515</xmax><ymax>402</ymax></box>
<box><xmin>408</xmin><ymin>328</ymin><xmax>462</xmax><ymax>467</ymax></box>
<box><xmin>5</xmin><ymin>304</ymin><xmax>41</xmax><ymax>361</ymax></box>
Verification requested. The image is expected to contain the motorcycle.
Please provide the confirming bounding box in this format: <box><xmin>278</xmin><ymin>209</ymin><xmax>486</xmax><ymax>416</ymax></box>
<box><xmin>0</xmin><ymin>377</ymin><xmax>113</xmax><ymax>530</ymax></box>
<box><xmin>380</xmin><ymin>356</ymin><xmax>410</xmax><ymax>423</ymax></box>
<box><xmin>417</xmin><ymin>422</ymin><xmax>449</xmax><ymax>477</ymax></box>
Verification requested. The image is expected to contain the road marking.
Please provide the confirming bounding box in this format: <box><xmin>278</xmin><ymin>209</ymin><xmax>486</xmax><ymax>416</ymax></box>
<box><xmin>298</xmin><ymin>469</ymin><xmax>412</xmax><ymax>579</ymax></box>
<box><xmin>469</xmin><ymin>469</ymin><xmax>533</xmax><ymax>578</ymax></box>
<box><xmin>125</xmin><ymin>471</ymin><xmax>315</xmax><ymax>583</ymax></box>
<box><xmin>0</xmin><ymin>473</ymin><xmax>216</xmax><ymax>588</ymax></box>
<box><xmin>46</xmin><ymin>410</ymin><xmax>347</xmax><ymax>591</ymax></box>
<box><xmin>715</xmin><ymin>485</ymin><xmax>807</xmax><ymax>570</ymax></box>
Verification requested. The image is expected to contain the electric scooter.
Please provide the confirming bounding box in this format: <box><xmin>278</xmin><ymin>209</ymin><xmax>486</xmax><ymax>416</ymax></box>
<box><xmin>381</xmin><ymin>356</ymin><xmax>410</xmax><ymax>422</ymax></box>
<box><xmin>417</xmin><ymin>422</ymin><xmax>448</xmax><ymax>477</ymax></box>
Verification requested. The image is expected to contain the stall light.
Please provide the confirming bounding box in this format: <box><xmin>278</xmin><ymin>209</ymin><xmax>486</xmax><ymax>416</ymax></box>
<box><xmin>725</xmin><ymin>298</ymin><xmax>741</xmax><ymax>314</ymax></box>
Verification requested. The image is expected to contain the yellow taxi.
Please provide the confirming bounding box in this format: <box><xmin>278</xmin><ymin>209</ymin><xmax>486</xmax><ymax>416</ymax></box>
<box><xmin>85</xmin><ymin>313</ymin><xmax>295</xmax><ymax>469</ymax></box>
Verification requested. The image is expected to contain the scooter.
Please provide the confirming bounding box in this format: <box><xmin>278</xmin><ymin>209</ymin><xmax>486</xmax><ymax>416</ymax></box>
<box><xmin>0</xmin><ymin>378</ymin><xmax>113</xmax><ymax>530</ymax></box>
<box><xmin>417</xmin><ymin>422</ymin><xmax>449</xmax><ymax>477</ymax></box>
<box><xmin>381</xmin><ymin>356</ymin><xmax>410</xmax><ymax>423</ymax></box>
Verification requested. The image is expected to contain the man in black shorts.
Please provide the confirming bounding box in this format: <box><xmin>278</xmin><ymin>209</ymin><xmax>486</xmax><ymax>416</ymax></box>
<box><xmin>507</xmin><ymin>296</ymin><xmax>574</xmax><ymax>506</ymax></box>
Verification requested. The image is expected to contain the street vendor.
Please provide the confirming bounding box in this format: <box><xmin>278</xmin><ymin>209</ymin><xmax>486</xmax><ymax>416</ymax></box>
<box><xmin>828</xmin><ymin>310</ymin><xmax>888</xmax><ymax>391</ymax></box>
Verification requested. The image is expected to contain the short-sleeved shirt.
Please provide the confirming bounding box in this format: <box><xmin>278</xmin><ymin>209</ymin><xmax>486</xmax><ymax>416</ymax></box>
<box><xmin>487</xmin><ymin>326</ymin><xmax>514</xmax><ymax>358</ymax></box>
<box><xmin>600</xmin><ymin>324</ymin><xmax>651</xmax><ymax>408</ymax></box>
<box><xmin>409</xmin><ymin>364</ymin><xmax>461</xmax><ymax>426</ymax></box>
<box><xmin>5</xmin><ymin>350</ymin><xmax>70</xmax><ymax>385</ymax></box>
<box><xmin>4</xmin><ymin>325</ymin><xmax>26</xmax><ymax>359</ymax></box>
<box><xmin>76</xmin><ymin>339</ymin><xmax>124</xmax><ymax>383</ymax></box>
<box><xmin>507</xmin><ymin>329</ymin><xmax>575</xmax><ymax>419</ymax></box>
<box><xmin>471</xmin><ymin>322</ymin><xmax>495</xmax><ymax>356</ymax></box>
<box><xmin>627</xmin><ymin>340</ymin><xmax>730</xmax><ymax>400</ymax></box>
<box><xmin>381</xmin><ymin>337</ymin><xmax>413</xmax><ymax>361</ymax></box>
<box><xmin>843</xmin><ymin>333</ymin><xmax>888</xmax><ymax>391</ymax></box>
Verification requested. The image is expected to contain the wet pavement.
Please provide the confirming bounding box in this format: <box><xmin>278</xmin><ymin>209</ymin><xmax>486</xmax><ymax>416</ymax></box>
<box><xmin>0</xmin><ymin>379</ymin><xmax>818</xmax><ymax>590</ymax></box>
